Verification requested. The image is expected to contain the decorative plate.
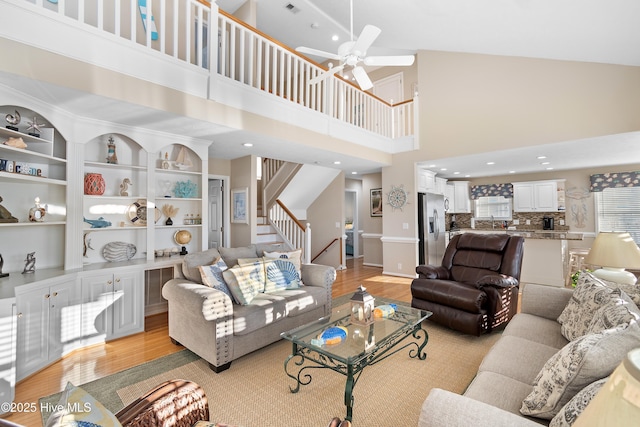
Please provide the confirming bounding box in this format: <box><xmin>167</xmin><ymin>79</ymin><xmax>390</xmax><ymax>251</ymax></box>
<box><xmin>126</xmin><ymin>199</ymin><xmax>148</xmax><ymax>225</ymax></box>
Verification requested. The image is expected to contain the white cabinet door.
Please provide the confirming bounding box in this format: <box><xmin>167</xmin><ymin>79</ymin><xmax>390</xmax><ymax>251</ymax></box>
<box><xmin>81</xmin><ymin>271</ymin><xmax>143</xmax><ymax>344</ymax></box>
<box><xmin>534</xmin><ymin>181</ymin><xmax>558</xmax><ymax>212</ymax></box>
<box><xmin>453</xmin><ymin>181</ymin><xmax>471</xmax><ymax>213</ymax></box>
<box><xmin>513</xmin><ymin>183</ymin><xmax>535</xmax><ymax>212</ymax></box>
<box><xmin>513</xmin><ymin>181</ymin><xmax>558</xmax><ymax>212</ymax></box>
<box><xmin>0</xmin><ymin>299</ymin><xmax>16</xmax><ymax>415</ymax></box>
<box><xmin>445</xmin><ymin>184</ymin><xmax>455</xmax><ymax>213</ymax></box>
<box><xmin>112</xmin><ymin>271</ymin><xmax>144</xmax><ymax>338</ymax></box>
<box><xmin>16</xmin><ymin>279</ymin><xmax>78</xmax><ymax>380</ymax></box>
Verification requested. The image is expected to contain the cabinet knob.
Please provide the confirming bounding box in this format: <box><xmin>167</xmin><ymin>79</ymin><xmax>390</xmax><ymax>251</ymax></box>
<box><xmin>53</xmin><ymin>292</ymin><xmax>58</xmax><ymax>297</ymax></box>
<box><xmin>116</xmin><ymin>278</ymin><xmax>121</xmax><ymax>283</ymax></box>
<box><xmin>45</xmin><ymin>294</ymin><xmax>50</xmax><ymax>299</ymax></box>
<box><xmin>17</xmin><ymin>312</ymin><xmax>23</xmax><ymax>318</ymax></box>
<box><xmin>107</xmin><ymin>280</ymin><xmax>113</xmax><ymax>285</ymax></box>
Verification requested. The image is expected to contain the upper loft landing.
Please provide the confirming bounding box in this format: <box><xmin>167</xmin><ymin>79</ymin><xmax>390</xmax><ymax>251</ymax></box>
<box><xmin>0</xmin><ymin>0</ymin><xmax>416</xmax><ymax>160</ymax></box>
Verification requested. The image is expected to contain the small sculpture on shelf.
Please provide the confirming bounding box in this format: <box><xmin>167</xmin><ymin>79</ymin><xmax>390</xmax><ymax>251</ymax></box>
<box><xmin>83</xmin><ymin>232</ymin><xmax>94</xmax><ymax>258</ymax></box>
<box><xmin>120</xmin><ymin>178</ymin><xmax>132</xmax><ymax>196</ymax></box>
<box><xmin>0</xmin><ymin>253</ymin><xmax>8</xmax><ymax>278</ymax></box>
<box><xmin>162</xmin><ymin>204</ymin><xmax>179</xmax><ymax>226</ymax></box>
<box><xmin>22</xmin><ymin>252</ymin><xmax>36</xmax><ymax>274</ymax></box>
<box><xmin>174</xmin><ymin>180</ymin><xmax>197</xmax><ymax>198</ymax></box>
<box><xmin>3</xmin><ymin>136</ymin><xmax>27</xmax><ymax>149</ymax></box>
<box><xmin>28</xmin><ymin>197</ymin><xmax>46</xmax><ymax>222</ymax></box>
<box><xmin>0</xmin><ymin>196</ymin><xmax>18</xmax><ymax>223</ymax></box>
<box><xmin>162</xmin><ymin>152</ymin><xmax>170</xmax><ymax>169</ymax></box>
<box><xmin>5</xmin><ymin>110</ymin><xmax>20</xmax><ymax>131</ymax></box>
<box><xmin>83</xmin><ymin>216</ymin><xmax>112</xmax><ymax>228</ymax></box>
<box><xmin>26</xmin><ymin>116</ymin><xmax>46</xmax><ymax>138</ymax></box>
<box><xmin>106</xmin><ymin>136</ymin><xmax>118</xmax><ymax>164</ymax></box>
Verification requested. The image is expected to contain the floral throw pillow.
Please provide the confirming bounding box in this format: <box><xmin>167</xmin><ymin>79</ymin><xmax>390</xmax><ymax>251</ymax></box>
<box><xmin>549</xmin><ymin>377</ymin><xmax>607</xmax><ymax>427</ymax></box>
<box><xmin>587</xmin><ymin>291</ymin><xmax>640</xmax><ymax>335</ymax></box>
<box><xmin>520</xmin><ymin>322</ymin><xmax>640</xmax><ymax>419</ymax></box>
<box><xmin>198</xmin><ymin>257</ymin><xmax>232</xmax><ymax>298</ymax></box>
<box><xmin>557</xmin><ymin>271</ymin><xmax>621</xmax><ymax>341</ymax></box>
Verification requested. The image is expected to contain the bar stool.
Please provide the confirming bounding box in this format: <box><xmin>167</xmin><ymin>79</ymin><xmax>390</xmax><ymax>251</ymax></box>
<box><xmin>566</xmin><ymin>248</ymin><xmax>591</xmax><ymax>287</ymax></box>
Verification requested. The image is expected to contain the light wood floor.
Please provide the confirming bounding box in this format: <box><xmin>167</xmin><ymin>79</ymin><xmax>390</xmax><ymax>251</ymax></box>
<box><xmin>6</xmin><ymin>258</ymin><xmax>412</xmax><ymax>426</ymax></box>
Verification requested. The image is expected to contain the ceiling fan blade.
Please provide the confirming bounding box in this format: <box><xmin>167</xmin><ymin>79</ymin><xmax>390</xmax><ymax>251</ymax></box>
<box><xmin>351</xmin><ymin>24</ymin><xmax>381</xmax><ymax>57</ymax></box>
<box><xmin>352</xmin><ymin>66</ymin><xmax>373</xmax><ymax>90</ymax></box>
<box><xmin>296</xmin><ymin>46</ymin><xmax>342</xmax><ymax>61</ymax></box>
<box><xmin>364</xmin><ymin>55</ymin><xmax>415</xmax><ymax>67</ymax></box>
<box><xmin>309</xmin><ymin>64</ymin><xmax>345</xmax><ymax>85</ymax></box>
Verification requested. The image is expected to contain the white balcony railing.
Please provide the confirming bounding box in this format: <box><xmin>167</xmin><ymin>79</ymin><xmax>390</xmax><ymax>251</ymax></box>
<box><xmin>18</xmin><ymin>0</ymin><xmax>414</xmax><ymax>140</ymax></box>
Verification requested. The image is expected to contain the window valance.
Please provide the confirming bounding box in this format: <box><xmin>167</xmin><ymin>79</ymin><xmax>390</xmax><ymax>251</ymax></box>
<box><xmin>589</xmin><ymin>172</ymin><xmax>640</xmax><ymax>192</ymax></box>
<box><xmin>470</xmin><ymin>183</ymin><xmax>513</xmax><ymax>200</ymax></box>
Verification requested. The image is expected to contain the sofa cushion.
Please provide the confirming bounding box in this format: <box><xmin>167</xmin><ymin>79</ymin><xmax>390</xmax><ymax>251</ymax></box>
<box><xmin>587</xmin><ymin>291</ymin><xmax>640</xmax><ymax>335</ymax></box>
<box><xmin>557</xmin><ymin>272</ymin><xmax>621</xmax><ymax>341</ymax></box>
<box><xmin>182</xmin><ymin>248</ymin><xmax>222</xmax><ymax>283</ymax></box>
<box><xmin>45</xmin><ymin>382</ymin><xmax>122</xmax><ymax>427</ymax></box>
<box><xmin>263</xmin><ymin>249</ymin><xmax>303</xmax><ymax>277</ymax></box>
<box><xmin>198</xmin><ymin>258</ymin><xmax>232</xmax><ymax>298</ymax></box>
<box><xmin>219</xmin><ymin>245</ymin><xmax>258</xmax><ymax>267</ymax></box>
<box><xmin>273</xmin><ymin>285</ymin><xmax>328</xmax><ymax>317</ymax></box>
<box><xmin>232</xmin><ymin>293</ymin><xmax>288</xmax><ymax>336</ymax></box>
<box><xmin>464</xmin><ymin>371</ymin><xmax>534</xmax><ymax>419</ymax></box>
<box><xmin>520</xmin><ymin>322</ymin><xmax>640</xmax><ymax>419</ymax></box>
<box><xmin>478</xmin><ymin>335</ymin><xmax>560</xmax><ymax>385</ymax></box>
<box><xmin>549</xmin><ymin>377</ymin><xmax>607</xmax><ymax>427</ymax></box>
<box><xmin>503</xmin><ymin>313</ymin><xmax>569</xmax><ymax>350</ymax></box>
<box><xmin>264</xmin><ymin>259</ymin><xmax>302</xmax><ymax>292</ymax></box>
<box><xmin>223</xmin><ymin>262</ymin><xmax>265</xmax><ymax>305</ymax></box>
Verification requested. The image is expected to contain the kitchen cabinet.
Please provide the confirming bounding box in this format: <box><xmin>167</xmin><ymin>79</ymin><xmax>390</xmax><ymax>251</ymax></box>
<box><xmin>15</xmin><ymin>278</ymin><xmax>80</xmax><ymax>380</ymax></box>
<box><xmin>80</xmin><ymin>270</ymin><xmax>143</xmax><ymax>346</ymax></box>
<box><xmin>417</xmin><ymin>169</ymin><xmax>447</xmax><ymax>194</ymax></box>
<box><xmin>513</xmin><ymin>181</ymin><xmax>559</xmax><ymax>212</ymax></box>
<box><xmin>446</xmin><ymin>181</ymin><xmax>470</xmax><ymax>213</ymax></box>
<box><xmin>0</xmin><ymin>299</ymin><xmax>16</xmax><ymax>415</ymax></box>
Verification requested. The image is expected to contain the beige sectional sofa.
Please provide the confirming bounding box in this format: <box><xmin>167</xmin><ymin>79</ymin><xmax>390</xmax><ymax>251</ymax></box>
<box><xmin>162</xmin><ymin>244</ymin><xmax>336</xmax><ymax>372</ymax></box>
<box><xmin>419</xmin><ymin>273</ymin><xmax>640</xmax><ymax>427</ymax></box>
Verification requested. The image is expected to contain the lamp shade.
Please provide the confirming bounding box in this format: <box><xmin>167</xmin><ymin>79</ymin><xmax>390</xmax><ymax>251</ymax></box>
<box><xmin>574</xmin><ymin>348</ymin><xmax>640</xmax><ymax>426</ymax></box>
<box><xmin>585</xmin><ymin>232</ymin><xmax>640</xmax><ymax>270</ymax></box>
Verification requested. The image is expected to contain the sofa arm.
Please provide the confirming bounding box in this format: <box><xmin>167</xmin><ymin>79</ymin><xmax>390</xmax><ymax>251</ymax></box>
<box><xmin>419</xmin><ymin>389</ymin><xmax>541</xmax><ymax>427</ymax></box>
<box><xmin>520</xmin><ymin>283</ymin><xmax>573</xmax><ymax>321</ymax></box>
<box><xmin>301</xmin><ymin>263</ymin><xmax>336</xmax><ymax>288</ymax></box>
<box><xmin>416</xmin><ymin>265</ymin><xmax>449</xmax><ymax>279</ymax></box>
<box><xmin>476</xmin><ymin>274</ymin><xmax>519</xmax><ymax>288</ymax></box>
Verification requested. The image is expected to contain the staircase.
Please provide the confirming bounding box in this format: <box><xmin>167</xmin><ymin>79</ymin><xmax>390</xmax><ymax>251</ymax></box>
<box><xmin>256</xmin><ymin>210</ymin><xmax>283</xmax><ymax>246</ymax></box>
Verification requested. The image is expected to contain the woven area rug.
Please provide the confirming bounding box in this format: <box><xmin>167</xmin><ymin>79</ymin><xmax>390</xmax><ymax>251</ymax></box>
<box><xmin>41</xmin><ymin>300</ymin><xmax>501</xmax><ymax>426</ymax></box>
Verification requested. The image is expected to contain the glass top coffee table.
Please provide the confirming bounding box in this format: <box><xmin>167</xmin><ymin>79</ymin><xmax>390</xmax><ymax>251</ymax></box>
<box><xmin>281</xmin><ymin>298</ymin><xmax>431</xmax><ymax>422</ymax></box>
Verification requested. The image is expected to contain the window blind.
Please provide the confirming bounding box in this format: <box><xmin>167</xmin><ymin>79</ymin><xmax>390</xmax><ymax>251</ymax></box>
<box><xmin>594</xmin><ymin>187</ymin><xmax>640</xmax><ymax>244</ymax></box>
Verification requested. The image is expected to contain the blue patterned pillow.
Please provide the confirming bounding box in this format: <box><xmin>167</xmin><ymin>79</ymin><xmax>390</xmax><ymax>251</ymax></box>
<box><xmin>264</xmin><ymin>259</ymin><xmax>302</xmax><ymax>292</ymax></box>
<box><xmin>198</xmin><ymin>258</ymin><xmax>232</xmax><ymax>298</ymax></box>
<box><xmin>222</xmin><ymin>262</ymin><xmax>264</xmax><ymax>305</ymax></box>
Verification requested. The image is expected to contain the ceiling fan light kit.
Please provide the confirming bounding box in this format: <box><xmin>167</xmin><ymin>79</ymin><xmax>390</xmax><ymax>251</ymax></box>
<box><xmin>296</xmin><ymin>0</ymin><xmax>414</xmax><ymax>90</ymax></box>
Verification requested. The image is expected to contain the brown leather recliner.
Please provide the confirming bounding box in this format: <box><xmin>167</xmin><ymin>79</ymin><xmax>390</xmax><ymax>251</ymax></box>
<box><xmin>411</xmin><ymin>233</ymin><xmax>525</xmax><ymax>336</ymax></box>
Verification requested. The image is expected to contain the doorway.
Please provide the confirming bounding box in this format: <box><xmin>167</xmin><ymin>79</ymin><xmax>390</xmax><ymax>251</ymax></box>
<box><xmin>345</xmin><ymin>189</ymin><xmax>359</xmax><ymax>259</ymax></box>
<box><xmin>208</xmin><ymin>176</ymin><xmax>229</xmax><ymax>249</ymax></box>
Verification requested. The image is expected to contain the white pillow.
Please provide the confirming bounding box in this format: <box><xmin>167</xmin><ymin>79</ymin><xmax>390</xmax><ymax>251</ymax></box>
<box><xmin>263</xmin><ymin>249</ymin><xmax>302</xmax><ymax>277</ymax></box>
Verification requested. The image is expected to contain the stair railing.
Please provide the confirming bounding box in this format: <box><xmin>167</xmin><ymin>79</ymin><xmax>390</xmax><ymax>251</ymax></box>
<box><xmin>269</xmin><ymin>200</ymin><xmax>310</xmax><ymax>263</ymax></box>
<box><xmin>311</xmin><ymin>237</ymin><xmax>342</xmax><ymax>265</ymax></box>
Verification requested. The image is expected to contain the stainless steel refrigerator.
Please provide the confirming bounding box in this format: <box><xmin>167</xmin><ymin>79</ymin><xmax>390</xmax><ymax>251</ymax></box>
<box><xmin>418</xmin><ymin>192</ymin><xmax>446</xmax><ymax>266</ymax></box>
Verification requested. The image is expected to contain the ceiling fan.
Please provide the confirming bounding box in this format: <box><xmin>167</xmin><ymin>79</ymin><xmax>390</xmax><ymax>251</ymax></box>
<box><xmin>295</xmin><ymin>0</ymin><xmax>415</xmax><ymax>91</ymax></box>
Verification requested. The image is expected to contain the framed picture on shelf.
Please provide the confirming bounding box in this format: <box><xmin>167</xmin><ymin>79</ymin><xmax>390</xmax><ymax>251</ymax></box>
<box><xmin>370</xmin><ymin>188</ymin><xmax>383</xmax><ymax>217</ymax></box>
<box><xmin>231</xmin><ymin>187</ymin><xmax>248</xmax><ymax>223</ymax></box>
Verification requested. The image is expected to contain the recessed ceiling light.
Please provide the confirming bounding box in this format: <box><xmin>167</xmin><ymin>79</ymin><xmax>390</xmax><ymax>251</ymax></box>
<box><xmin>351</xmin><ymin>171</ymin><xmax>358</xmax><ymax>175</ymax></box>
<box><xmin>486</xmin><ymin>162</ymin><xmax>495</xmax><ymax>165</ymax></box>
<box><xmin>541</xmin><ymin>161</ymin><xmax>550</xmax><ymax>165</ymax></box>
<box><xmin>465</xmin><ymin>174</ymin><xmax>471</xmax><ymax>178</ymax></box>
<box><xmin>428</xmin><ymin>164</ymin><xmax>436</xmax><ymax>168</ymax></box>
<box><xmin>311</xmin><ymin>22</ymin><xmax>319</xmax><ymax>29</ymax></box>
<box><xmin>440</xmin><ymin>168</ymin><xmax>447</xmax><ymax>171</ymax></box>
<box><xmin>509</xmin><ymin>170</ymin><xmax>516</xmax><ymax>174</ymax></box>
<box><xmin>242</xmin><ymin>143</ymin><xmax>253</xmax><ymax>147</ymax></box>
<box><xmin>333</xmin><ymin>161</ymin><xmax>341</xmax><ymax>165</ymax></box>
<box><xmin>546</xmin><ymin>167</ymin><xmax>554</xmax><ymax>170</ymax></box>
<box><xmin>537</xmin><ymin>156</ymin><xmax>547</xmax><ymax>159</ymax></box>
<box><xmin>453</xmin><ymin>172</ymin><xmax>460</xmax><ymax>175</ymax></box>
<box><xmin>331</xmin><ymin>34</ymin><xmax>339</xmax><ymax>41</ymax></box>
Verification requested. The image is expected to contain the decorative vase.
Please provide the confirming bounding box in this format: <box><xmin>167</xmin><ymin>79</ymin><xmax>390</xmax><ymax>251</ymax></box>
<box><xmin>165</xmin><ymin>217</ymin><xmax>173</xmax><ymax>226</ymax></box>
<box><xmin>84</xmin><ymin>173</ymin><xmax>106</xmax><ymax>195</ymax></box>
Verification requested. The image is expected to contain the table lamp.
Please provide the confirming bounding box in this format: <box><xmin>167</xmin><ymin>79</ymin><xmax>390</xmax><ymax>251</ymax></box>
<box><xmin>584</xmin><ymin>232</ymin><xmax>640</xmax><ymax>285</ymax></box>
<box><xmin>574</xmin><ymin>347</ymin><xmax>640</xmax><ymax>426</ymax></box>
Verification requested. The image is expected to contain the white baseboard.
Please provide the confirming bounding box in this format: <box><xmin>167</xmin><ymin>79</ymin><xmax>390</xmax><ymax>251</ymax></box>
<box><xmin>382</xmin><ymin>270</ymin><xmax>418</xmax><ymax>279</ymax></box>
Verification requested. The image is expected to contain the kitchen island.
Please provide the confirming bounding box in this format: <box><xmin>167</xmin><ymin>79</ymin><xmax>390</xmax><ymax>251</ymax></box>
<box><xmin>450</xmin><ymin>229</ymin><xmax>583</xmax><ymax>287</ymax></box>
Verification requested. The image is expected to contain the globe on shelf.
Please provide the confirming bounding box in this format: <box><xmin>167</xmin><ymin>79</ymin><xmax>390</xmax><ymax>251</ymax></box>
<box><xmin>174</xmin><ymin>229</ymin><xmax>192</xmax><ymax>255</ymax></box>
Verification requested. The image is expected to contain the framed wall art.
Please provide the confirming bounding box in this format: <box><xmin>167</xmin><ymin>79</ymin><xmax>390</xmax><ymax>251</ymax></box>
<box><xmin>370</xmin><ymin>188</ymin><xmax>383</xmax><ymax>217</ymax></box>
<box><xmin>231</xmin><ymin>187</ymin><xmax>248</xmax><ymax>223</ymax></box>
